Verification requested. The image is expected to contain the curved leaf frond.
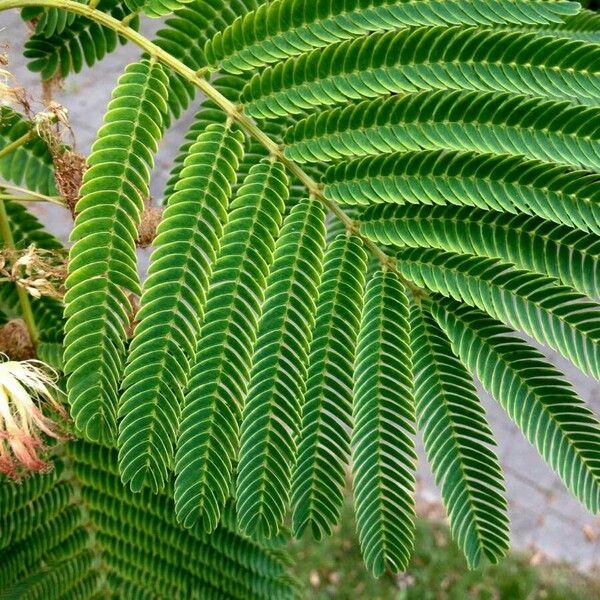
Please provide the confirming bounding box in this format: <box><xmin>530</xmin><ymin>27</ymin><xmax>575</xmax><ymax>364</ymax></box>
<box><xmin>206</xmin><ymin>0</ymin><xmax>577</xmax><ymax>74</ymax></box>
<box><xmin>242</xmin><ymin>27</ymin><xmax>600</xmax><ymax>118</ymax></box>
<box><xmin>236</xmin><ymin>199</ymin><xmax>327</xmax><ymax>540</ymax></box>
<box><xmin>431</xmin><ymin>296</ymin><xmax>600</xmax><ymax>514</ymax></box>
<box><xmin>64</xmin><ymin>59</ymin><xmax>169</xmax><ymax>443</ymax></box>
<box><xmin>292</xmin><ymin>233</ymin><xmax>368</xmax><ymax>540</ymax></box>
<box><xmin>323</xmin><ymin>151</ymin><xmax>600</xmax><ymax>235</ymax></box>
<box><xmin>174</xmin><ymin>159</ymin><xmax>289</xmax><ymax>530</ymax></box>
<box><xmin>411</xmin><ymin>300</ymin><xmax>509</xmax><ymax>568</ymax></box>
<box><xmin>161</xmin><ymin>75</ymin><xmax>248</xmax><ymax>203</ymax></box>
<box><xmin>360</xmin><ymin>204</ymin><xmax>600</xmax><ymax>299</ymax></box>
<box><xmin>119</xmin><ymin>122</ymin><xmax>245</xmax><ymax>493</ymax></box>
<box><xmin>352</xmin><ymin>270</ymin><xmax>416</xmax><ymax>576</ymax></box>
<box><xmin>396</xmin><ymin>247</ymin><xmax>600</xmax><ymax>379</ymax></box>
<box><xmin>21</xmin><ymin>5</ymin><xmax>79</xmax><ymax>38</ymax></box>
<box><xmin>284</xmin><ymin>90</ymin><xmax>600</xmax><ymax>173</ymax></box>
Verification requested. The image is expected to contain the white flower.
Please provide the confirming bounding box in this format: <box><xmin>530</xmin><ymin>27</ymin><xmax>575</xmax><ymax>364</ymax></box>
<box><xmin>0</xmin><ymin>356</ymin><xmax>67</xmax><ymax>479</ymax></box>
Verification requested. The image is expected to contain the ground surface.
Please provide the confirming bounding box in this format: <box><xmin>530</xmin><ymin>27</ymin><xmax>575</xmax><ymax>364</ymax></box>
<box><xmin>2</xmin><ymin>9</ymin><xmax>600</xmax><ymax>571</ymax></box>
<box><xmin>292</xmin><ymin>498</ymin><xmax>600</xmax><ymax>599</ymax></box>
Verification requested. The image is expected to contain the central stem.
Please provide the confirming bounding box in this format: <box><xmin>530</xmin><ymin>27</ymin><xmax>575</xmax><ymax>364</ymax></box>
<box><xmin>0</xmin><ymin>130</ymin><xmax>34</xmax><ymax>161</ymax></box>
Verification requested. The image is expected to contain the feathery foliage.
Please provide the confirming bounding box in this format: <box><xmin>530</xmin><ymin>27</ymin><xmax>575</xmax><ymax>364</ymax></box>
<box><xmin>0</xmin><ymin>442</ymin><xmax>298</xmax><ymax>599</ymax></box>
<box><xmin>284</xmin><ymin>90</ymin><xmax>600</xmax><ymax>172</ymax></box>
<box><xmin>352</xmin><ymin>270</ymin><xmax>416</xmax><ymax>576</ymax></box>
<box><xmin>64</xmin><ymin>59</ymin><xmax>169</xmax><ymax>443</ymax></box>
<box><xmin>119</xmin><ymin>122</ymin><xmax>244</xmax><ymax>494</ymax></box>
<box><xmin>396</xmin><ymin>247</ymin><xmax>600</xmax><ymax>379</ymax></box>
<box><xmin>411</xmin><ymin>300</ymin><xmax>509</xmax><ymax>569</ymax></box>
<box><xmin>237</xmin><ymin>199</ymin><xmax>326</xmax><ymax>540</ymax></box>
<box><xmin>242</xmin><ymin>26</ymin><xmax>600</xmax><ymax>118</ymax></box>
<box><xmin>151</xmin><ymin>0</ymin><xmax>260</xmax><ymax>120</ymax></box>
<box><xmin>360</xmin><ymin>204</ymin><xmax>600</xmax><ymax>299</ymax></box>
<box><xmin>431</xmin><ymin>297</ymin><xmax>600</xmax><ymax>514</ymax></box>
<box><xmin>3</xmin><ymin>0</ymin><xmax>600</xmax><ymax>584</ymax></box>
<box><xmin>292</xmin><ymin>233</ymin><xmax>368</xmax><ymax>541</ymax></box>
<box><xmin>292</xmin><ymin>234</ymin><xmax>367</xmax><ymax>539</ymax></box>
<box><xmin>207</xmin><ymin>0</ymin><xmax>579</xmax><ymax>73</ymax></box>
<box><xmin>323</xmin><ymin>151</ymin><xmax>600</xmax><ymax>235</ymax></box>
<box><xmin>175</xmin><ymin>158</ymin><xmax>288</xmax><ymax>531</ymax></box>
<box><xmin>23</xmin><ymin>0</ymin><xmax>139</xmax><ymax>80</ymax></box>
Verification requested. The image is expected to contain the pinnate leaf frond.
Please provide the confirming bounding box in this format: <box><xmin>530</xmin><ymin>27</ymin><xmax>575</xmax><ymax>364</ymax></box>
<box><xmin>411</xmin><ymin>300</ymin><xmax>509</xmax><ymax>568</ymax></box>
<box><xmin>431</xmin><ymin>296</ymin><xmax>600</xmax><ymax>514</ymax></box>
<box><xmin>119</xmin><ymin>122</ymin><xmax>245</xmax><ymax>493</ymax></box>
<box><xmin>292</xmin><ymin>233</ymin><xmax>368</xmax><ymax>540</ymax></box>
<box><xmin>396</xmin><ymin>247</ymin><xmax>600</xmax><ymax>380</ymax></box>
<box><xmin>352</xmin><ymin>270</ymin><xmax>416</xmax><ymax>576</ymax></box>
<box><xmin>64</xmin><ymin>59</ymin><xmax>169</xmax><ymax>443</ymax></box>
<box><xmin>237</xmin><ymin>199</ymin><xmax>327</xmax><ymax>540</ymax></box>
<box><xmin>360</xmin><ymin>204</ymin><xmax>600</xmax><ymax>299</ymax></box>
<box><xmin>175</xmin><ymin>158</ymin><xmax>289</xmax><ymax>530</ymax></box>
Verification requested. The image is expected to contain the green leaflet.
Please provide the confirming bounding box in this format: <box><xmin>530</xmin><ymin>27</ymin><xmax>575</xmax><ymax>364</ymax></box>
<box><xmin>174</xmin><ymin>159</ymin><xmax>289</xmax><ymax>531</ymax></box>
<box><xmin>360</xmin><ymin>204</ymin><xmax>600</xmax><ymax>299</ymax></box>
<box><xmin>323</xmin><ymin>150</ymin><xmax>600</xmax><ymax>235</ymax></box>
<box><xmin>284</xmin><ymin>90</ymin><xmax>600</xmax><ymax>173</ymax></box>
<box><xmin>23</xmin><ymin>0</ymin><xmax>139</xmax><ymax>81</ymax></box>
<box><xmin>523</xmin><ymin>8</ymin><xmax>600</xmax><ymax>43</ymax></box>
<box><xmin>291</xmin><ymin>233</ymin><xmax>368</xmax><ymax>540</ymax></box>
<box><xmin>0</xmin><ymin>107</ymin><xmax>56</xmax><ymax>196</ymax></box>
<box><xmin>64</xmin><ymin>59</ymin><xmax>169</xmax><ymax>444</ymax></box>
<box><xmin>242</xmin><ymin>26</ymin><xmax>600</xmax><ymax>118</ymax></box>
<box><xmin>236</xmin><ymin>199</ymin><xmax>327</xmax><ymax>540</ymax></box>
<box><xmin>144</xmin><ymin>0</ymin><xmax>194</xmax><ymax>17</ymax></box>
<box><xmin>119</xmin><ymin>122</ymin><xmax>245</xmax><ymax>493</ymax></box>
<box><xmin>396</xmin><ymin>247</ymin><xmax>600</xmax><ymax>380</ymax></box>
<box><xmin>431</xmin><ymin>296</ymin><xmax>600</xmax><ymax>514</ymax></box>
<box><xmin>411</xmin><ymin>301</ymin><xmax>509</xmax><ymax>569</ymax></box>
<box><xmin>352</xmin><ymin>270</ymin><xmax>416</xmax><ymax>576</ymax></box>
<box><xmin>207</xmin><ymin>0</ymin><xmax>579</xmax><ymax>73</ymax></box>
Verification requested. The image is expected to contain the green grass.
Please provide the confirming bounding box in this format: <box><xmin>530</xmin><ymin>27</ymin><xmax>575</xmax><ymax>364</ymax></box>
<box><xmin>291</xmin><ymin>499</ymin><xmax>600</xmax><ymax>599</ymax></box>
